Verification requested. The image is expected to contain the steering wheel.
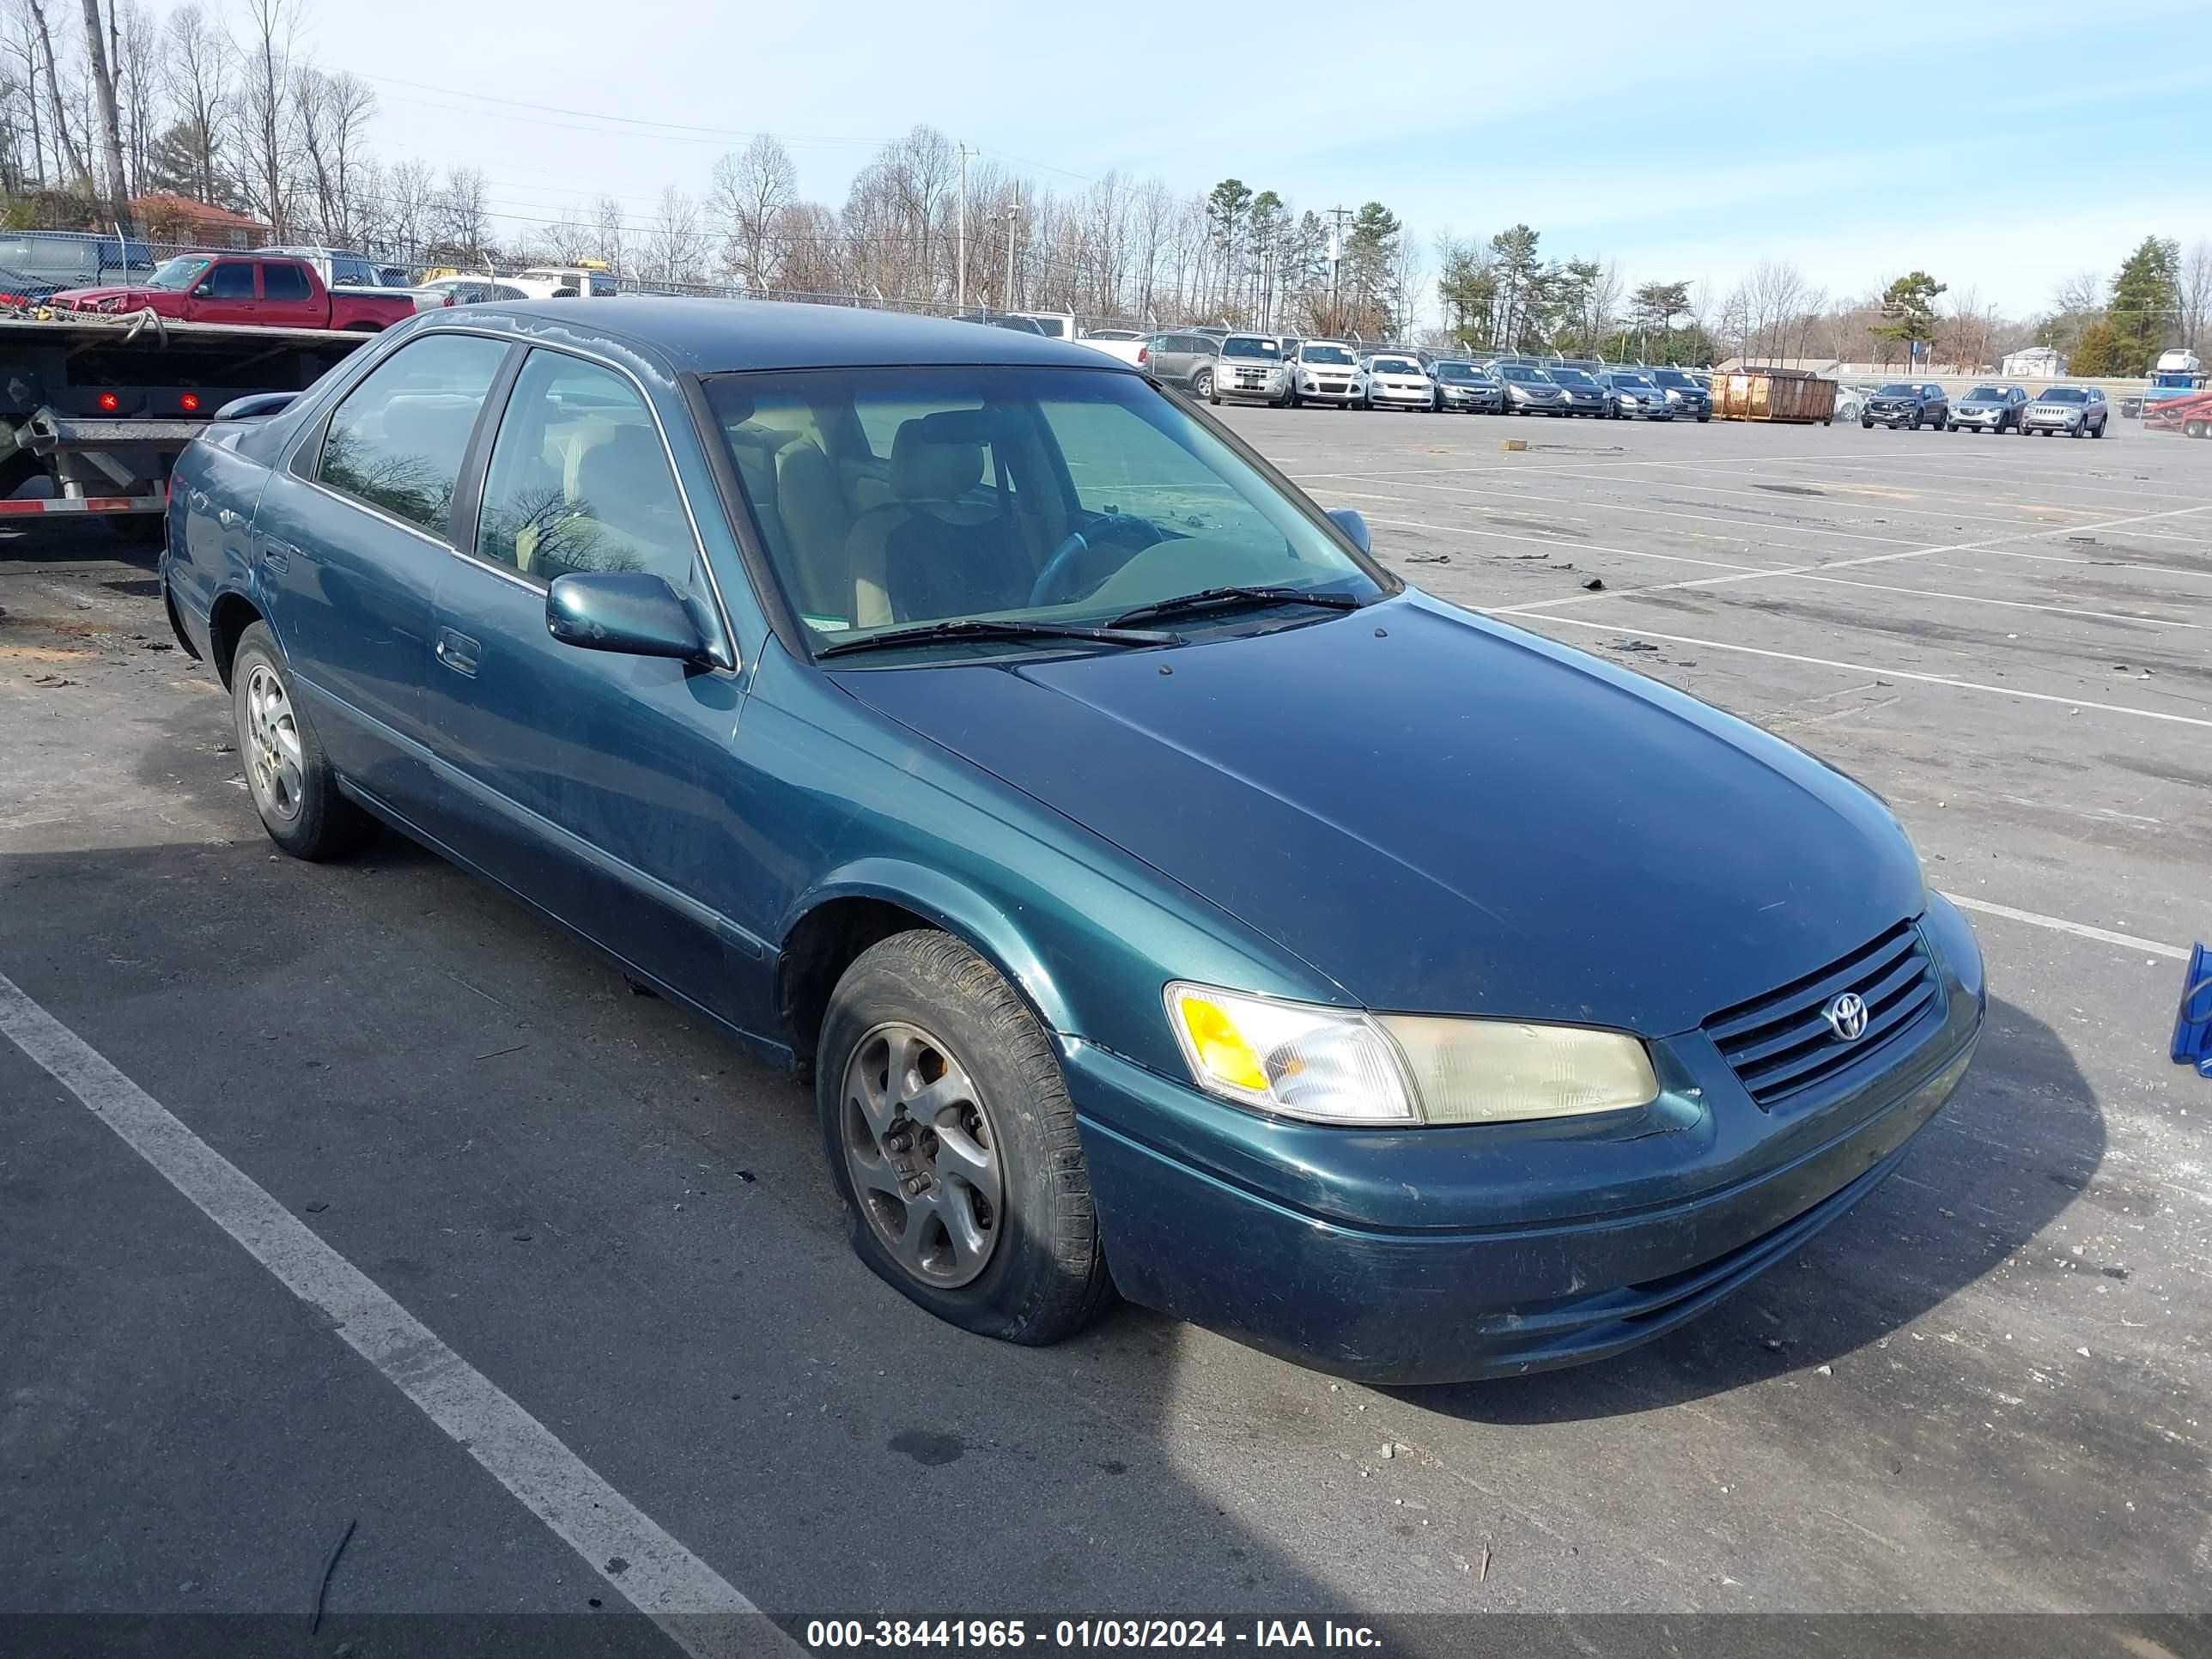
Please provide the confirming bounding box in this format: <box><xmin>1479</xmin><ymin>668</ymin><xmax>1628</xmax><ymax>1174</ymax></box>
<box><xmin>1028</xmin><ymin>530</ymin><xmax>1091</xmax><ymax>607</ymax></box>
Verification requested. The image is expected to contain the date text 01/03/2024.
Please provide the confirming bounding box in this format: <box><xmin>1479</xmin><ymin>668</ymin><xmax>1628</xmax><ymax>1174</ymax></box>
<box><xmin>802</xmin><ymin>1619</ymin><xmax>1383</xmax><ymax>1650</ymax></box>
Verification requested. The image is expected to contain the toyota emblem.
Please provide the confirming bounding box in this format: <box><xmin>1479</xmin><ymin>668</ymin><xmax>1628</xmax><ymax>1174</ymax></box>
<box><xmin>1824</xmin><ymin>992</ymin><xmax>1869</xmax><ymax>1042</ymax></box>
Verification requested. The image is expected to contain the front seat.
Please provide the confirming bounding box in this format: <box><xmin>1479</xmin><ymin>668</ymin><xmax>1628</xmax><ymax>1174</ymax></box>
<box><xmin>842</xmin><ymin>412</ymin><xmax>1024</xmax><ymax>628</ymax></box>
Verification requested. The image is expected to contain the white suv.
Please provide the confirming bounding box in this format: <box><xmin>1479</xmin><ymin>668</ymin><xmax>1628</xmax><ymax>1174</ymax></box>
<box><xmin>1290</xmin><ymin>340</ymin><xmax>1364</xmax><ymax>407</ymax></box>
<box><xmin>1208</xmin><ymin>335</ymin><xmax>1293</xmax><ymax>407</ymax></box>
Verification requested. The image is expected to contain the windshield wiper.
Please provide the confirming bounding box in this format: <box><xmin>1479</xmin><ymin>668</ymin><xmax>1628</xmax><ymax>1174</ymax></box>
<box><xmin>1106</xmin><ymin>585</ymin><xmax>1366</xmax><ymax>629</ymax></box>
<box><xmin>815</xmin><ymin>617</ymin><xmax>1180</xmax><ymax>660</ymax></box>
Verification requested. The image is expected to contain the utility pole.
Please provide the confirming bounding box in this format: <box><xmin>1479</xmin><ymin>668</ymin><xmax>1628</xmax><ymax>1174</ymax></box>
<box><xmin>1326</xmin><ymin>205</ymin><xmax>1349</xmax><ymax>331</ymax></box>
<box><xmin>1002</xmin><ymin>179</ymin><xmax>1020</xmax><ymax>313</ymax></box>
<box><xmin>955</xmin><ymin>143</ymin><xmax>970</xmax><ymax>312</ymax></box>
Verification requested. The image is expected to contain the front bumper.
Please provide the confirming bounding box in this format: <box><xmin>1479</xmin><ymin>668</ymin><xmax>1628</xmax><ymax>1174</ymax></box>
<box><xmin>2023</xmin><ymin>411</ymin><xmax>2081</xmax><ymax>431</ymax></box>
<box><xmin>1439</xmin><ymin>390</ymin><xmax>1500</xmax><ymax>412</ymax></box>
<box><xmin>1218</xmin><ymin>372</ymin><xmax>1287</xmax><ymax>402</ymax></box>
<box><xmin>1613</xmin><ymin>398</ymin><xmax>1673</xmax><ymax>419</ymax></box>
<box><xmin>1066</xmin><ymin>898</ymin><xmax>1984</xmax><ymax>1384</ymax></box>
<box><xmin>1298</xmin><ymin>378</ymin><xmax>1361</xmax><ymax>403</ymax></box>
<box><xmin>1370</xmin><ymin>385</ymin><xmax>1432</xmax><ymax>407</ymax></box>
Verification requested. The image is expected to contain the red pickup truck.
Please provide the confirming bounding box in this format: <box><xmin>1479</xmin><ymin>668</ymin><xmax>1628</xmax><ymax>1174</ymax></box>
<box><xmin>47</xmin><ymin>252</ymin><xmax>421</xmax><ymax>332</ymax></box>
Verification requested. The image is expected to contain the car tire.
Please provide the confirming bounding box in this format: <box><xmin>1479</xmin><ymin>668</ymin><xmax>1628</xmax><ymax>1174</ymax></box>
<box><xmin>2092</xmin><ymin>417</ymin><xmax>2105</xmax><ymax>438</ymax></box>
<box><xmin>2186</xmin><ymin>420</ymin><xmax>2207</xmax><ymax>440</ymax></box>
<box><xmin>230</xmin><ymin>623</ymin><xmax>379</xmax><ymax>860</ymax></box>
<box><xmin>1862</xmin><ymin>418</ymin><xmax>1874</xmax><ymax>429</ymax></box>
<box><xmin>817</xmin><ymin>929</ymin><xmax>1110</xmax><ymax>1347</ymax></box>
<box><xmin>1193</xmin><ymin>368</ymin><xmax>1213</xmax><ymax>399</ymax></box>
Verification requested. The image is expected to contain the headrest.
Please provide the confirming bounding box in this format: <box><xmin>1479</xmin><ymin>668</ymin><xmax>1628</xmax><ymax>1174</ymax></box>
<box><xmin>575</xmin><ymin>423</ymin><xmax>664</xmax><ymax>508</ymax></box>
<box><xmin>890</xmin><ymin>415</ymin><xmax>985</xmax><ymax>502</ymax></box>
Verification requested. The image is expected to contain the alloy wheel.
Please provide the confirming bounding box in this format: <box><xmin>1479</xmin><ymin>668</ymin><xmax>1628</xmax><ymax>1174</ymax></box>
<box><xmin>244</xmin><ymin>663</ymin><xmax>305</xmax><ymax>823</ymax></box>
<box><xmin>840</xmin><ymin>1021</ymin><xmax>1003</xmax><ymax>1288</ymax></box>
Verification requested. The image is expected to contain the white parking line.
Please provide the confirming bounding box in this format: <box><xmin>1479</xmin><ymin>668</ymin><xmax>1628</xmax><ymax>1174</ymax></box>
<box><xmin>1938</xmin><ymin>896</ymin><xmax>2192</xmax><ymax>962</ymax></box>
<box><xmin>1350</xmin><ymin>512</ymin><xmax>1774</xmax><ymax>574</ymax></box>
<box><xmin>1486</xmin><ymin>499</ymin><xmax>2212</xmax><ymax>617</ymax></box>
<box><xmin>1779</xmin><ymin>572</ymin><xmax>2212</xmax><ymax>634</ymax></box>
<box><xmin>0</xmin><ymin>970</ymin><xmax>793</xmax><ymax>1659</ymax></box>
<box><xmin>1298</xmin><ymin>473</ymin><xmax>1929</xmax><ymax>548</ymax></box>
<box><xmin>1502</xmin><ymin>611</ymin><xmax>2212</xmax><ymax>731</ymax></box>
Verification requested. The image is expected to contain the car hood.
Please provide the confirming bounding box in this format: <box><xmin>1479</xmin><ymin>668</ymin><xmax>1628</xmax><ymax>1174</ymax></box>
<box><xmin>46</xmin><ymin>284</ymin><xmax>143</xmax><ymax>307</ymax></box>
<box><xmin>835</xmin><ymin>594</ymin><xmax>1923</xmax><ymax>1035</ymax></box>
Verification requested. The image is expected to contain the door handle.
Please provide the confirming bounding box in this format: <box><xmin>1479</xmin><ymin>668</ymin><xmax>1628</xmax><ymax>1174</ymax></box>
<box><xmin>434</xmin><ymin>627</ymin><xmax>480</xmax><ymax>677</ymax></box>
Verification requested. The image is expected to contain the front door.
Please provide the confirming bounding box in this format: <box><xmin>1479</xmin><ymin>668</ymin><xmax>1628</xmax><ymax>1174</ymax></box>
<box><xmin>188</xmin><ymin>258</ymin><xmax>260</xmax><ymax>325</ymax></box>
<box><xmin>428</xmin><ymin>345</ymin><xmax>775</xmax><ymax>1030</ymax></box>
<box><xmin>257</xmin><ymin>330</ymin><xmax>513</xmax><ymax>823</ymax></box>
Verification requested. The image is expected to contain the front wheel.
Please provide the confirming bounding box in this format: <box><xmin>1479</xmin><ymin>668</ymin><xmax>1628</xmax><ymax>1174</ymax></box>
<box><xmin>1862</xmin><ymin>418</ymin><xmax>1874</xmax><ymax>429</ymax></box>
<box><xmin>230</xmin><ymin>623</ymin><xmax>379</xmax><ymax>860</ymax></box>
<box><xmin>817</xmin><ymin>930</ymin><xmax>1109</xmax><ymax>1346</ymax></box>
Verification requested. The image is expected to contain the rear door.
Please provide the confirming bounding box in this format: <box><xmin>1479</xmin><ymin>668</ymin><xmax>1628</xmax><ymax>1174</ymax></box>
<box><xmin>429</xmin><ymin>344</ymin><xmax>773</xmax><ymax>1026</ymax></box>
<box><xmin>188</xmin><ymin>258</ymin><xmax>260</xmax><ymax>325</ymax></box>
<box><xmin>256</xmin><ymin>259</ymin><xmax>325</xmax><ymax>327</ymax></box>
<box><xmin>254</xmin><ymin>330</ymin><xmax>513</xmax><ymax>823</ymax></box>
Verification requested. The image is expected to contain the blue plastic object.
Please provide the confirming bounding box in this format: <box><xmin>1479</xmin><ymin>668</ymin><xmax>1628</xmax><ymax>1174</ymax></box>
<box><xmin>2172</xmin><ymin>945</ymin><xmax>2212</xmax><ymax>1079</ymax></box>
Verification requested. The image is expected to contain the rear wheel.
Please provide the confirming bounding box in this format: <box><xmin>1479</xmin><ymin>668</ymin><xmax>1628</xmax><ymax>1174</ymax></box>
<box><xmin>1193</xmin><ymin>368</ymin><xmax>1213</xmax><ymax>399</ymax></box>
<box><xmin>817</xmin><ymin>930</ymin><xmax>1109</xmax><ymax>1346</ymax></box>
<box><xmin>230</xmin><ymin>623</ymin><xmax>379</xmax><ymax>860</ymax></box>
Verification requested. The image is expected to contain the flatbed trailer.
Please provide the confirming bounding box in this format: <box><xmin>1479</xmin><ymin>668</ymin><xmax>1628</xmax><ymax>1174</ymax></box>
<box><xmin>1</xmin><ymin>309</ymin><xmax>368</xmax><ymax>540</ymax></box>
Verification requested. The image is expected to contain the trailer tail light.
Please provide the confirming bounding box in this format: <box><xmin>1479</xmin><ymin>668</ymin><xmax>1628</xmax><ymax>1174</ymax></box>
<box><xmin>98</xmin><ymin>392</ymin><xmax>120</xmax><ymax>411</ymax></box>
<box><xmin>180</xmin><ymin>393</ymin><xmax>201</xmax><ymax>412</ymax></box>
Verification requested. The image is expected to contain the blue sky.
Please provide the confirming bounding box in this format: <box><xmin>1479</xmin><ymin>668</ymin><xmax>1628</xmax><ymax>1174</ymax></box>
<box><xmin>310</xmin><ymin>0</ymin><xmax>2210</xmax><ymax>319</ymax></box>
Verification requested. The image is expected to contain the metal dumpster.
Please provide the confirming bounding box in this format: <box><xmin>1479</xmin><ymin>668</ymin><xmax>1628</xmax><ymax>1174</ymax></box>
<box><xmin>1711</xmin><ymin>368</ymin><xmax>1838</xmax><ymax>425</ymax></box>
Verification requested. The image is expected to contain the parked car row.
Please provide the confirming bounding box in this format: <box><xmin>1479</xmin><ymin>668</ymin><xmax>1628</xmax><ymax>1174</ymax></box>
<box><xmin>1859</xmin><ymin>380</ymin><xmax>2111</xmax><ymax>436</ymax></box>
<box><xmin>1139</xmin><ymin>332</ymin><xmax>1717</xmax><ymax>421</ymax></box>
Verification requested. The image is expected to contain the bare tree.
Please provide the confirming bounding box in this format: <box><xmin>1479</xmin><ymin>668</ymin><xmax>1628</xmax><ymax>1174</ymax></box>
<box><xmin>230</xmin><ymin>0</ymin><xmax>295</xmax><ymax>234</ymax></box>
<box><xmin>541</xmin><ymin>204</ymin><xmax>593</xmax><ymax>264</ymax></box>
<box><xmin>156</xmin><ymin>3</ymin><xmax>224</xmax><ymax>202</ymax></box>
<box><xmin>2179</xmin><ymin>240</ymin><xmax>2212</xmax><ymax>352</ymax></box>
<box><xmin>432</xmin><ymin>165</ymin><xmax>490</xmax><ymax>264</ymax></box>
<box><xmin>111</xmin><ymin>0</ymin><xmax>155</xmax><ymax>194</ymax></box>
<box><xmin>708</xmin><ymin>133</ymin><xmax>796</xmax><ymax>291</ymax></box>
<box><xmin>591</xmin><ymin>194</ymin><xmax>625</xmax><ymax>270</ymax></box>
<box><xmin>293</xmin><ymin>66</ymin><xmax>375</xmax><ymax>245</ymax></box>
<box><xmin>642</xmin><ymin>185</ymin><xmax>708</xmax><ymax>285</ymax></box>
<box><xmin>75</xmin><ymin>0</ymin><xmax>126</xmax><ymax>209</ymax></box>
<box><xmin>380</xmin><ymin>156</ymin><xmax>436</xmax><ymax>261</ymax></box>
<box><xmin>23</xmin><ymin>0</ymin><xmax>91</xmax><ymax>192</ymax></box>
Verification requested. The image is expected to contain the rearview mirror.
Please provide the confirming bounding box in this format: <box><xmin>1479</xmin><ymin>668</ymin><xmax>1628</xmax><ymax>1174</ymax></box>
<box><xmin>1326</xmin><ymin>507</ymin><xmax>1371</xmax><ymax>554</ymax></box>
<box><xmin>547</xmin><ymin>571</ymin><xmax>720</xmax><ymax>666</ymax></box>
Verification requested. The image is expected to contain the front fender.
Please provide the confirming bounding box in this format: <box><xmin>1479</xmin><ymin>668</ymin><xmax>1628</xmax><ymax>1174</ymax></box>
<box><xmin>784</xmin><ymin>857</ymin><xmax>1079</xmax><ymax>1036</ymax></box>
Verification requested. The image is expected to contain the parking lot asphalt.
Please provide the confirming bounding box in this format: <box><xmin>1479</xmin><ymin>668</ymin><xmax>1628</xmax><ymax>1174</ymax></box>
<box><xmin>3</xmin><ymin>410</ymin><xmax>2208</xmax><ymax>1647</ymax></box>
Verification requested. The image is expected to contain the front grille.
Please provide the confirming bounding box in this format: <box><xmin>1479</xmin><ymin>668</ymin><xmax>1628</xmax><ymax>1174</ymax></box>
<box><xmin>1705</xmin><ymin>921</ymin><xmax>1938</xmax><ymax>1109</ymax></box>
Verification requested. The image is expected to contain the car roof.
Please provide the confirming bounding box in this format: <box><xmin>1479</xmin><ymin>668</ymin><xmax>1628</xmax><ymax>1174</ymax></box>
<box><xmin>413</xmin><ymin>296</ymin><xmax>1131</xmax><ymax>374</ymax></box>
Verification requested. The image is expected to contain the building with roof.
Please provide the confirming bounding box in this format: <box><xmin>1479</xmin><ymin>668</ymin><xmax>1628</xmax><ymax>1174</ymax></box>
<box><xmin>130</xmin><ymin>195</ymin><xmax>271</xmax><ymax>249</ymax></box>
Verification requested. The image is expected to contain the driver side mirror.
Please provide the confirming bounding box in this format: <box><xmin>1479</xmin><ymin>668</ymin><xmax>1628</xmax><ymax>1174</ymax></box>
<box><xmin>548</xmin><ymin>571</ymin><xmax>722</xmax><ymax>667</ymax></box>
<box><xmin>1326</xmin><ymin>508</ymin><xmax>1371</xmax><ymax>554</ymax></box>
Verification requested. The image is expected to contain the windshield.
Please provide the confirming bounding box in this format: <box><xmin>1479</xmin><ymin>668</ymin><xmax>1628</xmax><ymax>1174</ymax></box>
<box><xmin>1497</xmin><ymin>365</ymin><xmax>1549</xmax><ymax>383</ymax></box>
<box><xmin>2038</xmin><ymin>387</ymin><xmax>2087</xmax><ymax>403</ymax></box>
<box><xmin>1613</xmin><ymin>374</ymin><xmax>1656</xmax><ymax>388</ymax></box>
<box><xmin>1966</xmin><ymin>386</ymin><xmax>2005</xmax><ymax>400</ymax></box>
<box><xmin>1875</xmin><ymin>383</ymin><xmax>1917</xmax><ymax>397</ymax></box>
<box><xmin>1652</xmin><ymin>368</ymin><xmax>1698</xmax><ymax>388</ymax></box>
<box><xmin>1436</xmin><ymin>363</ymin><xmax>1481</xmax><ymax>383</ymax></box>
<box><xmin>147</xmin><ymin>256</ymin><xmax>213</xmax><ymax>292</ymax></box>
<box><xmin>705</xmin><ymin>366</ymin><xmax>1387</xmax><ymax>660</ymax></box>
<box><xmin>1222</xmin><ymin>337</ymin><xmax>1278</xmax><ymax>360</ymax></box>
<box><xmin>1370</xmin><ymin>357</ymin><xmax>1421</xmax><ymax>375</ymax></box>
<box><xmin>1300</xmin><ymin>343</ymin><xmax>1354</xmax><ymax>365</ymax></box>
<box><xmin>1548</xmin><ymin>369</ymin><xmax>1595</xmax><ymax>387</ymax></box>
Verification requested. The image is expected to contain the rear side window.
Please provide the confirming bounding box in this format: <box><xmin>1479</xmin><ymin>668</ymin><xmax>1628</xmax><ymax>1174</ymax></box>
<box><xmin>199</xmin><ymin>262</ymin><xmax>255</xmax><ymax>299</ymax></box>
<box><xmin>262</xmin><ymin>262</ymin><xmax>310</xmax><ymax>301</ymax></box>
<box><xmin>314</xmin><ymin>332</ymin><xmax>509</xmax><ymax>537</ymax></box>
<box><xmin>474</xmin><ymin>349</ymin><xmax>697</xmax><ymax>591</ymax></box>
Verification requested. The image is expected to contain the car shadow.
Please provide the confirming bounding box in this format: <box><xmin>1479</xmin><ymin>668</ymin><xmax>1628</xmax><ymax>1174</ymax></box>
<box><xmin>1393</xmin><ymin>994</ymin><xmax>2100</xmax><ymax>1424</ymax></box>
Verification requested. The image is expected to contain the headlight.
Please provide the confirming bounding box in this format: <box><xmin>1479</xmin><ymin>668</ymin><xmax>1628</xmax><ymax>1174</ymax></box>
<box><xmin>1164</xmin><ymin>982</ymin><xmax>1659</xmax><ymax>1127</ymax></box>
<box><xmin>1664</xmin><ymin>387</ymin><xmax>1682</xmax><ymax>402</ymax></box>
